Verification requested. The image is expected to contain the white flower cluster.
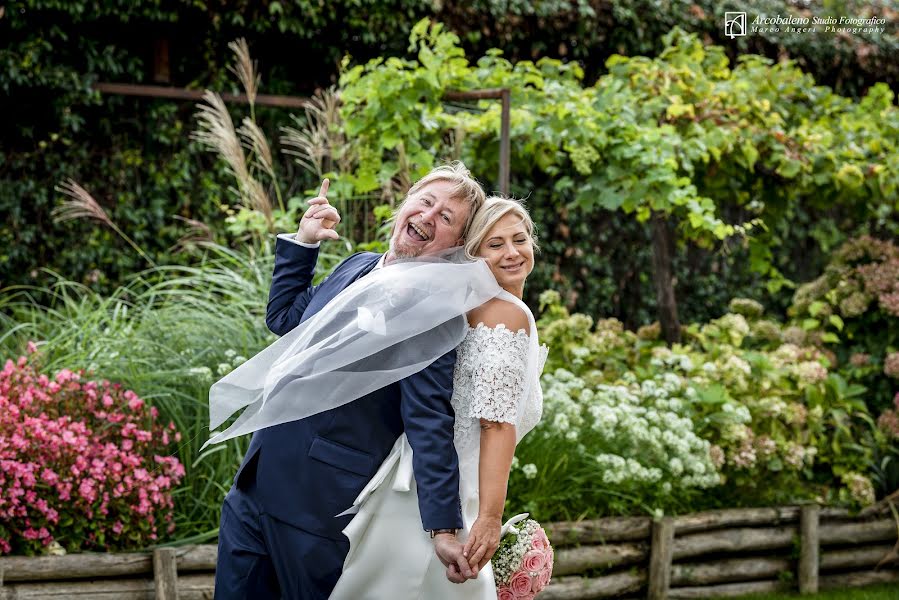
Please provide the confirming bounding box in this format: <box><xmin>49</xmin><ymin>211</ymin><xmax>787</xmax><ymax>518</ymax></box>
<box><xmin>540</xmin><ymin>369</ymin><xmax>589</xmax><ymax>441</ymax></box>
<box><xmin>539</xmin><ymin>369</ymin><xmax>720</xmax><ymax>491</ymax></box>
<box><xmin>649</xmin><ymin>347</ymin><xmax>694</xmax><ymax>372</ymax></box>
<box><xmin>493</xmin><ymin>519</ymin><xmax>541</xmax><ymax>585</ymax></box>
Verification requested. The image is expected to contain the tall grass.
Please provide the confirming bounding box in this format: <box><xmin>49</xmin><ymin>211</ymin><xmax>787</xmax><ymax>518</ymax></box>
<box><xmin>0</xmin><ymin>242</ymin><xmax>349</xmax><ymax>543</ymax></box>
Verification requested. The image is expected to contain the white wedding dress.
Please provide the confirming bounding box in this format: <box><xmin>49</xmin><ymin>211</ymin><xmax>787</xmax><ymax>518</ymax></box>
<box><xmin>330</xmin><ymin>292</ymin><xmax>547</xmax><ymax>600</ymax></box>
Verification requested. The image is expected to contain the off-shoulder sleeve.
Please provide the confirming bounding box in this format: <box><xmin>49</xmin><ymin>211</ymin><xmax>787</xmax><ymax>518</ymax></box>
<box><xmin>460</xmin><ymin>324</ymin><xmax>530</xmax><ymax>424</ymax></box>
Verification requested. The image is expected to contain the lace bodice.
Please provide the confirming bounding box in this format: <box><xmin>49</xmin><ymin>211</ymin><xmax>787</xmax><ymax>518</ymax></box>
<box><xmin>451</xmin><ymin>323</ymin><xmax>547</xmax><ymax>504</ymax></box>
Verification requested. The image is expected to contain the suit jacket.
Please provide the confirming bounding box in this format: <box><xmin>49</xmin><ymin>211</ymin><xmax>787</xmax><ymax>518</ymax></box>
<box><xmin>235</xmin><ymin>238</ymin><xmax>463</xmax><ymax>540</ymax></box>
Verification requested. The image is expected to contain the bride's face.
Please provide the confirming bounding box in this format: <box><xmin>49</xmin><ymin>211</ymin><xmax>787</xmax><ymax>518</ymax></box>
<box><xmin>476</xmin><ymin>212</ymin><xmax>534</xmax><ymax>291</ymax></box>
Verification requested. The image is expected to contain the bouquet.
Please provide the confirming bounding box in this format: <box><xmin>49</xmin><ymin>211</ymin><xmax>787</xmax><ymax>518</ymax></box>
<box><xmin>493</xmin><ymin>514</ymin><xmax>554</xmax><ymax>599</ymax></box>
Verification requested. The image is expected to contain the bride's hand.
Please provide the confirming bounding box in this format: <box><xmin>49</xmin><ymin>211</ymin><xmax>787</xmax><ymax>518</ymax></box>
<box><xmin>463</xmin><ymin>515</ymin><xmax>502</xmax><ymax>571</ymax></box>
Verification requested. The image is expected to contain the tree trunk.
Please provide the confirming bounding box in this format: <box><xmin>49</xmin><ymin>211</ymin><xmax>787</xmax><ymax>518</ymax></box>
<box><xmin>651</xmin><ymin>212</ymin><xmax>681</xmax><ymax>344</ymax></box>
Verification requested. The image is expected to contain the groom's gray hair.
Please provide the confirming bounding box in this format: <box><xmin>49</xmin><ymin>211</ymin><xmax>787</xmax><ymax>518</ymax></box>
<box><xmin>391</xmin><ymin>161</ymin><xmax>486</xmax><ymax>240</ymax></box>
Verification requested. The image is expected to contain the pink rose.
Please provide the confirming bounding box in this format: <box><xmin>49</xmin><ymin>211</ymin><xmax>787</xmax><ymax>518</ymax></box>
<box><xmin>510</xmin><ymin>569</ymin><xmax>533</xmax><ymax>598</ymax></box>
<box><xmin>531</xmin><ymin>528</ymin><xmax>550</xmax><ymax>551</ymax></box>
<box><xmin>523</xmin><ymin>549</ymin><xmax>547</xmax><ymax>572</ymax></box>
<box><xmin>498</xmin><ymin>586</ymin><xmax>515</xmax><ymax>600</ymax></box>
<box><xmin>535</xmin><ymin>566</ymin><xmax>552</xmax><ymax>591</ymax></box>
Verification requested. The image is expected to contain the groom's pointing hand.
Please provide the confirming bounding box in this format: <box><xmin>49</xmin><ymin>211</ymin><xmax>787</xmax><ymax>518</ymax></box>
<box><xmin>297</xmin><ymin>178</ymin><xmax>341</xmax><ymax>243</ymax></box>
<box><xmin>433</xmin><ymin>533</ymin><xmax>476</xmax><ymax>583</ymax></box>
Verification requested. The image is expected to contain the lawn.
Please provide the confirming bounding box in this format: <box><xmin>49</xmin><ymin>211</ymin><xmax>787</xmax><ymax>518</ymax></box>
<box><xmin>713</xmin><ymin>583</ymin><xmax>899</xmax><ymax>600</ymax></box>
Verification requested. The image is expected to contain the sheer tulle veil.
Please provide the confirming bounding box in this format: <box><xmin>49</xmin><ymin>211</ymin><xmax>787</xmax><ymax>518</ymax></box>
<box><xmin>203</xmin><ymin>248</ymin><xmax>504</xmax><ymax>448</ymax></box>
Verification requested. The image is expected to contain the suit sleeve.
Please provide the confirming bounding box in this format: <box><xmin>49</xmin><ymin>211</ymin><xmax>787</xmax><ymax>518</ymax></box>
<box><xmin>400</xmin><ymin>346</ymin><xmax>464</xmax><ymax>531</ymax></box>
<box><xmin>265</xmin><ymin>236</ymin><xmax>321</xmax><ymax>336</ymax></box>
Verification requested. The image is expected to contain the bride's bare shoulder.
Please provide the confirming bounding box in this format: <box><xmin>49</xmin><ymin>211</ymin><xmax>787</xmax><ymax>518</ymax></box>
<box><xmin>467</xmin><ymin>297</ymin><xmax>529</xmax><ymax>332</ymax></box>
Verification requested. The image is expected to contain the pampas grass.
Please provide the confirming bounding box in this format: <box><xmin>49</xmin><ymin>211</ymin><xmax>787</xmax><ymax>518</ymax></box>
<box><xmin>227</xmin><ymin>38</ymin><xmax>258</xmax><ymax>112</ymax></box>
<box><xmin>280</xmin><ymin>87</ymin><xmax>351</xmax><ymax>179</ymax></box>
<box><xmin>52</xmin><ymin>179</ymin><xmax>157</xmax><ymax>267</ymax></box>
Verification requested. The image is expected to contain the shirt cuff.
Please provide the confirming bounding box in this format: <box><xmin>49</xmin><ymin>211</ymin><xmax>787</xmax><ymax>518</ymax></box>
<box><xmin>277</xmin><ymin>233</ymin><xmax>320</xmax><ymax>248</ymax></box>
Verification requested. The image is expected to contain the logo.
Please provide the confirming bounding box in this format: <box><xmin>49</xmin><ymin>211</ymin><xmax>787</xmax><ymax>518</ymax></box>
<box><xmin>725</xmin><ymin>12</ymin><xmax>747</xmax><ymax>38</ymax></box>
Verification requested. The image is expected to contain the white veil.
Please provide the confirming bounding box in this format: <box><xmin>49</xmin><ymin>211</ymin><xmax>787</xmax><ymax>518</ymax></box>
<box><xmin>204</xmin><ymin>248</ymin><xmax>503</xmax><ymax>448</ymax></box>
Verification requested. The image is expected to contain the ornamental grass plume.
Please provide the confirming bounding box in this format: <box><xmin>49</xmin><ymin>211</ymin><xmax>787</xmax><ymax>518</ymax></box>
<box><xmin>0</xmin><ymin>347</ymin><xmax>184</xmax><ymax>555</ymax></box>
<box><xmin>280</xmin><ymin>87</ymin><xmax>350</xmax><ymax>178</ymax></box>
<box><xmin>52</xmin><ymin>179</ymin><xmax>156</xmax><ymax>267</ymax></box>
<box><xmin>193</xmin><ymin>90</ymin><xmax>273</xmax><ymax>222</ymax></box>
<box><xmin>228</xmin><ymin>37</ymin><xmax>259</xmax><ymax>109</ymax></box>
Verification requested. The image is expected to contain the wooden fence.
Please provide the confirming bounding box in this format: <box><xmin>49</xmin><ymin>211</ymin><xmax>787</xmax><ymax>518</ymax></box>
<box><xmin>0</xmin><ymin>504</ymin><xmax>896</xmax><ymax>599</ymax></box>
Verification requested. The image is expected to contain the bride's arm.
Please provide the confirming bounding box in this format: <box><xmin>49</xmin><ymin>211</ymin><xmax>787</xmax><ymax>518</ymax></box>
<box><xmin>462</xmin><ymin>299</ymin><xmax>530</xmax><ymax>571</ymax></box>
<box><xmin>464</xmin><ymin>419</ymin><xmax>517</xmax><ymax>570</ymax></box>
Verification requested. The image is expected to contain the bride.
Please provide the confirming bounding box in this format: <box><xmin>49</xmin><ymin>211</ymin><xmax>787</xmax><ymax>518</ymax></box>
<box><xmin>330</xmin><ymin>196</ymin><xmax>547</xmax><ymax>599</ymax></box>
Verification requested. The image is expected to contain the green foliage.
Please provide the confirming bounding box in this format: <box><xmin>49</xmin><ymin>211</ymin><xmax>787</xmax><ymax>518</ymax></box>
<box><xmin>0</xmin><ymin>243</ymin><xmax>351</xmax><ymax>543</ymax></box>
<box><xmin>339</xmin><ymin>20</ymin><xmax>899</xmax><ymax>316</ymax></box>
<box><xmin>507</xmin><ymin>289</ymin><xmax>885</xmax><ymax>520</ymax></box>
<box><xmin>5</xmin><ymin>4</ymin><xmax>897</xmax><ymax>325</ymax></box>
<box><xmin>789</xmin><ymin>236</ymin><xmax>899</xmax><ymax>413</ymax></box>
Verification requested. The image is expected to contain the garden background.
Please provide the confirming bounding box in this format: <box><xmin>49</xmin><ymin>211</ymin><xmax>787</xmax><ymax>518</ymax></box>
<box><xmin>1</xmin><ymin>0</ymin><xmax>898</xmax><ymax>579</ymax></box>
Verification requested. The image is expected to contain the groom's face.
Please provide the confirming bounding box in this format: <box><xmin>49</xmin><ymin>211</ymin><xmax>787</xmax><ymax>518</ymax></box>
<box><xmin>389</xmin><ymin>180</ymin><xmax>469</xmax><ymax>259</ymax></box>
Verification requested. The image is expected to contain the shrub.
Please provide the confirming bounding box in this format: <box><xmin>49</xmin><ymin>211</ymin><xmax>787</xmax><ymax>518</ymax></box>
<box><xmin>790</xmin><ymin>235</ymin><xmax>899</xmax><ymax>414</ymax></box>
<box><xmin>507</xmin><ymin>290</ymin><xmax>883</xmax><ymax>520</ymax></box>
<box><xmin>0</xmin><ymin>346</ymin><xmax>184</xmax><ymax>555</ymax></box>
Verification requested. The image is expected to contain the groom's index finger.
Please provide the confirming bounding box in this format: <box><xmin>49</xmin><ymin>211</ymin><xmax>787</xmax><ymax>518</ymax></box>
<box><xmin>318</xmin><ymin>178</ymin><xmax>330</xmax><ymax>199</ymax></box>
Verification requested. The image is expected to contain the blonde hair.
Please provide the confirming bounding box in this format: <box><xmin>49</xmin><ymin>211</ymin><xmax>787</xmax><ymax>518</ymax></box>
<box><xmin>391</xmin><ymin>161</ymin><xmax>486</xmax><ymax>240</ymax></box>
<box><xmin>464</xmin><ymin>196</ymin><xmax>538</xmax><ymax>260</ymax></box>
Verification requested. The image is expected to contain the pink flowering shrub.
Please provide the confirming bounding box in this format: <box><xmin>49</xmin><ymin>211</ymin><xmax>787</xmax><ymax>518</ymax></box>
<box><xmin>0</xmin><ymin>346</ymin><xmax>185</xmax><ymax>555</ymax></box>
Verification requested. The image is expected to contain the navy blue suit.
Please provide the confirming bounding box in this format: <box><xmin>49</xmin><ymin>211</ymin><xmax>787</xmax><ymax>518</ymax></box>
<box><xmin>214</xmin><ymin>238</ymin><xmax>463</xmax><ymax>599</ymax></box>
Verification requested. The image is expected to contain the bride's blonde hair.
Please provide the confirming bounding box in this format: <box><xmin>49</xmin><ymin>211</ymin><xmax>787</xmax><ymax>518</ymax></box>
<box><xmin>464</xmin><ymin>196</ymin><xmax>538</xmax><ymax>260</ymax></box>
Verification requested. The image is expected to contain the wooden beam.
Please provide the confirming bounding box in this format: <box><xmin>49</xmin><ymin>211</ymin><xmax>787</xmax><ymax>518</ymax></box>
<box><xmin>553</xmin><ymin>542</ymin><xmax>649</xmax><ymax>575</ymax></box>
<box><xmin>94</xmin><ymin>83</ymin><xmax>310</xmax><ymax>109</ymax></box>
<box><xmin>540</xmin><ymin>570</ymin><xmax>647</xmax><ymax>600</ymax></box>
<box><xmin>0</xmin><ymin>544</ymin><xmax>216</xmax><ymax>582</ymax></box>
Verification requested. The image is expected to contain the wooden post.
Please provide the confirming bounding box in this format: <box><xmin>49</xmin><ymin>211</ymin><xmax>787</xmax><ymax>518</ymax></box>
<box><xmin>499</xmin><ymin>88</ymin><xmax>511</xmax><ymax>196</ymax></box>
<box><xmin>152</xmin><ymin>39</ymin><xmax>171</xmax><ymax>84</ymax></box>
<box><xmin>649</xmin><ymin>516</ymin><xmax>675</xmax><ymax>600</ymax></box>
<box><xmin>799</xmin><ymin>504</ymin><xmax>820</xmax><ymax>594</ymax></box>
<box><xmin>153</xmin><ymin>547</ymin><xmax>179</xmax><ymax>600</ymax></box>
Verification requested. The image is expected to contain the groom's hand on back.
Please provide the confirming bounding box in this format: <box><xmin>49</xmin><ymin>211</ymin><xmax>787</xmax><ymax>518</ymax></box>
<box><xmin>296</xmin><ymin>178</ymin><xmax>341</xmax><ymax>243</ymax></box>
<box><xmin>432</xmin><ymin>533</ymin><xmax>476</xmax><ymax>583</ymax></box>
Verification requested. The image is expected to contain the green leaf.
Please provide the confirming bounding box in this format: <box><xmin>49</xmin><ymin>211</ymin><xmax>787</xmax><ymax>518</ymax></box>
<box><xmin>802</xmin><ymin>318</ymin><xmax>819</xmax><ymax>330</ymax></box>
<box><xmin>821</xmin><ymin>332</ymin><xmax>840</xmax><ymax>344</ymax></box>
<box><xmin>808</xmin><ymin>301</ymin><xmax>826</xmax><ymax>317</ymax></box>
<box><xmin>828</xmin><ymin>314</ymin><xmax>844</xmax><ymax>331</ymax></box>
<box><xmin>741</xmin><ymin>142</ymin><xmax>759</xmax><ymax>170</ymax></box>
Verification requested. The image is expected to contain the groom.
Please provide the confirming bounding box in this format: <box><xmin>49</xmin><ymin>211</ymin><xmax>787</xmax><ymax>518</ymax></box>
<box><xmin>214</xmin><ymin>163</ymin><xmax>486</xmax><ymax>599</ymax></box>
